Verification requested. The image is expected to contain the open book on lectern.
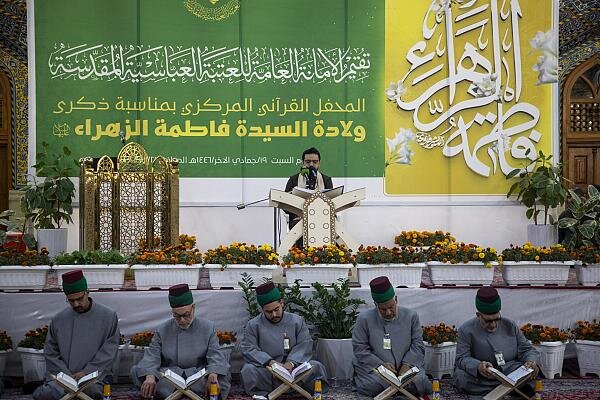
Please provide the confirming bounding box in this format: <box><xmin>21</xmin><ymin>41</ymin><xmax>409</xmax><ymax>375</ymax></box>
<box><xmin>271</xmin><ymin>361</ymin><xmax>312</xmax><ymax>383</ymax></box>
<box><xmin>292</xmin><ymin>186</ymin><xmax>344</xmax><ymax>199</ymax></box>
<box><xmin>55</xmin><ymin>371</ymin><xmax>99</xmax><ymax>391</ymax></box>
<box><xmin>162</xmin><ymin>368</ymin><xmax>207</xmax><ymax>390</ymax></box>
<box><xmin>375</xmin><ymin>365</ymin><xmax>420</xmax><ymax>387</ymax></box>
<box><xmin>489</xmin><ymin>365</ymin><xmax>534</xmax><ymax>387</ymax></box>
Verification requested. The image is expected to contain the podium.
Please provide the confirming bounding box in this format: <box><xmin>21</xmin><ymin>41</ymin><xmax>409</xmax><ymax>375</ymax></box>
<box><xmin>269</xmin><ymin>186</ymin><xmax>365</xmax><ymax>256</ymax></box>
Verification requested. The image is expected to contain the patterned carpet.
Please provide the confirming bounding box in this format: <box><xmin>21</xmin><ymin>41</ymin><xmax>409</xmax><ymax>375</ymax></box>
<box><xmin>3</xmin><ymin>378</ymin><xmax>599</xmax><ymax>400</ymax></box>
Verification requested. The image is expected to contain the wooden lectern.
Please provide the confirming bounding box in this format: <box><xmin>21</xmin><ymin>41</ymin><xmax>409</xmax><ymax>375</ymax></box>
<box><xmin>269</xmin><ymin>186</ymin><xmax>365</xmax><ymax>256</ymax></box>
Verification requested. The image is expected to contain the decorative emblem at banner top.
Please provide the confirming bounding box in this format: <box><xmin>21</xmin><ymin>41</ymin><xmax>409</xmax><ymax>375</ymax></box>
<box><xmin>184</xmin><ymin>0</ymin><xmax>240</xmax><ymax>21</ymax></box>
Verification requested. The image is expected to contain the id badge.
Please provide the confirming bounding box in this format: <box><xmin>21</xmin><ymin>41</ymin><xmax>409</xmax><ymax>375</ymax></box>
<box><xmin>283</xmin><ymin>338</ymin><xmax>290</xmax><ymax>351</ymax></box>
<box><xmin>494</xmin><ymin>352</ymin><xmax>506</xmax><ymax>366</ymax></box>
<box><xmin>383</xmin><ymin>337</ymin><xmax>392</xmax><ymax>350</ymax></box>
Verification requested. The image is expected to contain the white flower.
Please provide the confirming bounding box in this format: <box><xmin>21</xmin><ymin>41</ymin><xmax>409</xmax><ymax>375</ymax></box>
<box><xmin>385</xmin><ymin>80</ymin><xmax>406</xmax><ymax>103</ymax></box>
<box><xmin>386</xmin><ymin>128</ymin><xmax>416</xmax><ymax>166</ymax></box>
<box><xmin>473</xmin><ymin>74</ymin><xmax>497</xmax><ymax>98</ymax></box>
<box><xmin>533</xmin><ymin>53</ymin><xmax>558</xmax><ymax>85</ymax></box>
<box><xmin>529</xmin><ymin>30</ymin><xmax>557</xmax><ymax>54</ymax></box>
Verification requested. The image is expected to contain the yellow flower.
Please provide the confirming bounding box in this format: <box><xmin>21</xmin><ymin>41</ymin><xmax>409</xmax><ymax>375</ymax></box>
<box><xmin>535</xmin><ymin>255</ymin><xmax>540</xmax><ymax>261</ymax></box>
<box><xmin>479</xmin><ymin>252</ymin><xmax>485</xmax><ymax>259</ymax></box>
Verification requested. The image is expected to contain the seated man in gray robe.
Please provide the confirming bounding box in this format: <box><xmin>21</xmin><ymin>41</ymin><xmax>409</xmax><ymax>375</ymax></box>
<box><xmin>352</xmin><ymin>276</ymin><xmax>432</xmax><ymax>399</ymax></box>
<box><xmin>454</xmin><ymin>287</ymin><xmax>540</xmax><ymax>398</ymax></box>
<box><xmin>33</xmin><ymin>270</ymin><xmax>120</xmax><ymax>400</ymax></box>
<box><xmin>131</xmin><ymin>284</ymin><xmax>231</xmax><ymax>399</ymax></box>
<box><xmin>240</xmin><ymin>281</ymin><xmax>328</xmax><ymax>397</ymax></box>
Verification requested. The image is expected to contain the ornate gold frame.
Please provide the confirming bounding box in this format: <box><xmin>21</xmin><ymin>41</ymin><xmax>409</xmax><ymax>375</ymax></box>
<box><xmin>79</xmin><ymin>143</ymin><xmax>179</xmax><ymax>253</ymax></box>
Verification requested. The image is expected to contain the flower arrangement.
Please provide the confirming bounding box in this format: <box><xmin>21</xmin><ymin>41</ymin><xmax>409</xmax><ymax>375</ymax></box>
<box><xmin>203</xmin><ymin>242</ymin><xmax>279</xmax><ymax>267</ymax></box>
<box><xmin>0</xmin><ymin>330</ymin><xmax>13</xmax><ymax>351</ymax></box>
<box><xmin>281</xmin><ymin>244</ymin><xmax>354</xmax><ymax>267</ymax></box>
<box><xmin>500</xmin><ymin>242</ymin><xmax>571</xmax><ymax>263</ymax></box>
<box><xmin>427</xmin><ymin>242</ymin><xmax>498</xmax><ymax>266</ymax></box>
<box><xmin>17</xmin><ymin>325</ymin><xmax>48</xmax><ymax>350</ymax></box>
<box><xmin>53</xmin><ymin>250</ymin><xmax>126</xmax><ymax>265</ymax></box>
<box><xmin>130</xmin><ymin>331</ymin><xmax>154</xmax><ymax>347</ymax></box>
<box><xmin>355</xmin><ymin>245</ymin><xmax>426</xmax><ymax>264</ymax></box>
<box><xmin>572</xmin><ymin>246</ymin><xmax>600</xmax><ymax>266</ymax></box>
<box><xmin>128</xmin><ymin>234</ymin><xmax>201</xmax><ymax>266</ymax></box>
<box><xmin>422</xmin><ymin>323</ymin><xmax>458</xmax><ymax>345</ymax></box>
<box><xmin>394</xmin><ymin>230</ymin><xmax>455</xmax><ymax>247</ymax></box>
<box><xmin>520</xmin><ymin>324</ymin><xmax>568</xmax><ymax>344</ymax></box>
<box><xmin>0</xmin><ymin>247</ymin><xmax>50</xmax><ymax>266</ymax></box>
<box><xmin>570</xmin><ymin>320</ymin><xmax>600</xmax><ymax>342</ymax></box>
<box><xmin>216</xmin><ymin>330</ymin><xmax>237</xmax><ymax>346</ymax></box>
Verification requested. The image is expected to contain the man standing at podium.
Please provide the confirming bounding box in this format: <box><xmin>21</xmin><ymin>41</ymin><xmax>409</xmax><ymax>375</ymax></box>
<box><xmin>284</xmin><ymin>147</ymin><xmax>333</xmax><ymax>231</ymax></box>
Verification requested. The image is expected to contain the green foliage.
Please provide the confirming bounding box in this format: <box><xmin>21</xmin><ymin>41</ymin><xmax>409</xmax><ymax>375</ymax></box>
<box><xmin>239</xmin><ymin>273</ymin><xmax>263</xmax><ymax>318</ymax></box>
<box><xmin>53</xmin><ymin>250</ymin><xmax>126</xmax><ymax>265</ymax></box>
<box><xmin>0</xmin><ymin>210</ymin><xmax>16</xmax><ymax>246</ymax></box>
<box><xmin>21</xmin><ymin>142</ymin><xmax>77</xmax><ymax>229</ymax></box>
<box><xmin>286</xmin><ymin>279</ymin><xmax>365</xmax><ymax>339</ymax></box>
<box><xmin>506</xmin><ymin>150</ymin><xmax>567</xmax><ymax>225</ymax></box>
<box><xmin>557</xmin><ymin>185</ymin><xmax>600</xmax><ymax>249</ymax></box>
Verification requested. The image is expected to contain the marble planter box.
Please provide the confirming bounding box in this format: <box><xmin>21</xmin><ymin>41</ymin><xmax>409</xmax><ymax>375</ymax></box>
<box><xmin>424</xmin><ymin>341</ymin><xmax>457</xmax><ymax>379</ymax></box>
<box><xmin>54</xmin><ymin>264</ymin><xmax>128</xmax><ymax>289</ymax></box>
<box><xmin>533</xmin><ymin>341</ymin><xmax>566</xmax><ymax>379</ymax></box>
<box><xmin>0</xmin><ymin>266</ymin><xmax>50</xmax><ymax>290</ymax></box>
<box><xmin>575</xmin><ymin>264</ymin><xmax>600</xmax><ymax>286</ymax></box>
<box><xmin>285</xmin><ymin>264</ymin><xmax>352</xmax><ymax>286</ymax></box>
<box><xmin>426</xmin><ymin>262</ymin><xmax>495</xmax><ymax>286</ymax></box>
<box><xmin>356</xmin><ymin>263</ymin><xmax>425</xmax><ymax>288</ymax></box>
<box><xmin>502</xmin><ymin>261</ymin><xmax>572</xmax><ymax>286</ymax></box>
<box><xmin>575</xmin><ymin>340</ymin><xmax>600</xmax><ymax>377</ymax></box>
<box><xmin>205</xmin><ymin>264</ymin><xmax>277</xmax><ymax>289</ymax></box>
<box><xmin>131</xmin><ymin>264</ymin><xmax>201</xmax><ymax>289</ymax></box>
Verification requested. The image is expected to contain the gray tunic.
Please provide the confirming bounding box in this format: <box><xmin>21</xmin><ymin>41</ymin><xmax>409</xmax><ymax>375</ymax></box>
<box><xmin>453</xmin><ymin>317</ymin><xmax>540</xmax><ymax>396</ymax></box>
<box><xmin>130</xmin><ymin>317</ymin><xmax>231</xmax><ymax>399</ymax></box>
<box><xmin>33</xmin><ymin>299</ymin><xmax>119</xmax><ymax>400</ymax></box>
<box><xmin>352</xmin><ymin>307</ymin><xmax>432</xmax><ymax>396</ymax></box>
<box><xmin>240</xmin><ymin>312</ymin><xmax>327</xmax><ymax>397</ymax></box>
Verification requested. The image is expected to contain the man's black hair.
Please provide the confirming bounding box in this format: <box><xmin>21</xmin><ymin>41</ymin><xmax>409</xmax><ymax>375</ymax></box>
<box><xmin>302</xmin><ymin>147</ymin><xmax>321</xmax><ymax>161</ymax></box>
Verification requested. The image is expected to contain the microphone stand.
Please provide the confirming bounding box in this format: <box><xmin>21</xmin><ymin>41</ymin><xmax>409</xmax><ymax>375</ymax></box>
<box><xmin>236</xmin><ymin>197</ymin><xmax>281</xmax><ymax>252</ymax></box>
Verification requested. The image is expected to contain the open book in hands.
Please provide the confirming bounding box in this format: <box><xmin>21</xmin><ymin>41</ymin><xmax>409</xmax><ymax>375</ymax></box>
<box><xmin>375</xmin><ymin>365</ymin><xmax>420</xmax><ymax>387</ymax></box>
<box><xmin>55</xmin><ymin>371</ymin><xmax>99</xmax><ymax>392</ymax></box>
<box><xmin>488</xmin><ymin>365</ymin><xmax>534</xmax><ymax>387</ymax></box>
<box><xmin>162</xmin><ymin>368</ymin><xmax>207</xmax><ymax>390</ymax></box>
<box><xmin>270</xmin><ymin>361</ymin><xmax>312</xmax><ymax>383</ymax></box>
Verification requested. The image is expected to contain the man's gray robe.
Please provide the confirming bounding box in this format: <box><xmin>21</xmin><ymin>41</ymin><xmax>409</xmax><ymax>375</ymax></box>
<box><xmin>352</xmin><ymin>307</ymin><xmax>432</xmax><ymax>396</ymax></box>
<box><xmin>454</xmin><ymin>317</ymin><xmax>540</xmax><ymax>396</ymax></box>
<box><xmin>130</xmin><ymin>317</ymin><xmax>230</xmax><ymax>399</ymax></box>
<box><xmin>240</xmin><ymin>312</ymin><xmax>327</xmax><ymax>397</ymax></box>
<box><xmin>33</xmin><ymin>299</ymin><xmax>119</xmax><ymax>400</ymax></box>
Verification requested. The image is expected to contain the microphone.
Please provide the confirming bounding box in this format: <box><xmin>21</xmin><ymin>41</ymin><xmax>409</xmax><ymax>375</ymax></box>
<box><xmin>307</xmin><ymin>166</ymin><xmax>317</xmax><ymax>190</ymax></box>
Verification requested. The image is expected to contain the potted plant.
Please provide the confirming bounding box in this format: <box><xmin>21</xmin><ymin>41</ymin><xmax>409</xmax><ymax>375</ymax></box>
<box><xmin>426</xmin><ymin>242</ymin><xmax>498</xmax><ymax>285</ymax></box>
<box><xmin>394</xmin><ymin>230</ymin><xmax>455</xmax><ymax>247</ymax></box>
<box><xmin>129</xmin><ymin>330</ymin><xmax>154</xmax><ymax>366</ymax></box>
<box><xmin>422</xmin><ymin>323</ymin><xmax>458</xmax><ymax>379</ymax></box>
<box><xmin>112</xmin><ymin>334</ymin><xmax>128</xmax><ymax>383</ymax></box>
<box><xmin>500</xmin><ymin>242</ymin><xmax>573</xmax><ymax>285</ymax></box>
<box><xmin>21</xmin><ymin>142</ymin><xmax>77</xmax><ymax>257</ymax></box>
<box><xmin>355</xmin><ymin>245</ymin><xmax>426</xmax><ymax>288</ymax></box>
<box><xmin>558</xmin><ymin>185</ymin><xmax>600</xmax><ymax>249</ymax></box>
<box><xmin>0</xmin><ymin>209</ymin><xmax>31</xmax><ymax>252</ymax></box>
<box><xmin>54</xmin><ymin>250</ymin><xmax>128</xmax><ymax>289</ymax></box>
<box><xmin>216</xmin><ymin>330</ymin><xmax>238</xmax><ymax>364</ymax></box>
<box><xmin>285</xmin><ymin>278</ymin><xmax>365</xmax><ymax>380</ymax></box>
<box><xmin>571</xmin><ymin>320</ymin><xmax>600</xmax><ymax>377</ymax></box>
<box><xmin>17</xmin><ymin>325</ymin><xmax>48</xmax><ymax>383</ymax></box>
<box><xmin>0</xmin><ymin>248</ymin><xmax>51</xmax><ymax>290</ymax></box>
<box><xmin>573</xmin><ymin>246</ymin><xmax>600</xmax><ymax>286</ymax></box>
<box><xmin>129</xmin><ymin>234</ymin><xmax>202</xmax><ymax>289</ymax></box>
<box><xmin>520</xmin><ymin>323</ymin><xmax>568</xmax><ymax>379</ymax></box>
<box><xmin>281</xmin><ymin>244</ymin><xmax>354</xmax><ymax>286</ymax></box>
<box><xmin>0</xmin><ymin>330</ymin><xmax>13</xmax><ymax>377</ymax></box>
<box><xmin>203</xmin><ymin>242</ymin><xmax>279</xmax><ymax>289</ymax></box>
<box><xmin>506</xmin><ymin>149</ymin><xmax>567</xmax><ymax>247</ymax></box>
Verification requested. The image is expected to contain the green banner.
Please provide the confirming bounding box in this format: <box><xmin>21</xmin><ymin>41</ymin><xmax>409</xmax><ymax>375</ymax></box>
<box><xmin>35</xmin><ymin>0</ymin><xmax>384</xmax><ymax>178</ymax></box>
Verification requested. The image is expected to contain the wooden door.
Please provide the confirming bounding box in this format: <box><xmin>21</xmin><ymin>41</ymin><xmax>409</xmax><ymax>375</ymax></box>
<box><xmin>0</xmin><ymin>71</ymin><xmax>11</xmax><ymax>212</ymax></box>
<box><xmin>562</xmin><ymin>55</ymin><xmax>600</xmax><ymax>189</ymax></box>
